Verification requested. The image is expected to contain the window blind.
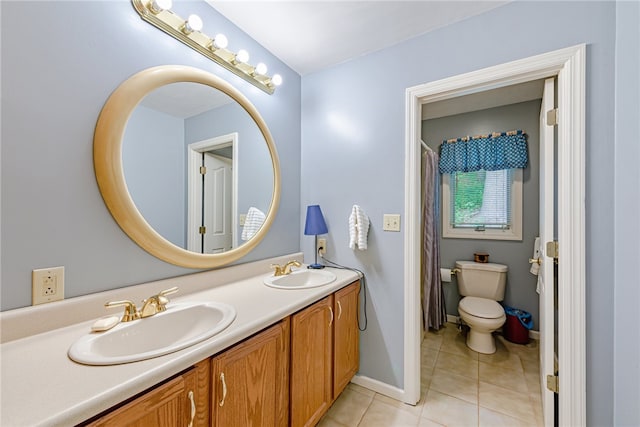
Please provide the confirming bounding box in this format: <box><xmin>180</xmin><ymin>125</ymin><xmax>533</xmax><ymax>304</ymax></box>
<box><xmin>450</xmin><ymin>169</ymin><xmax>512</xmax><ymax>229</ymax></box>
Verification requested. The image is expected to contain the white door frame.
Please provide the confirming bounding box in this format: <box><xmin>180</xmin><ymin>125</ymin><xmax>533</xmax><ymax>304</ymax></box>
<box><xmin>187</xmin><ymin>133</ymin><xmax>239</xmax><ymax>252</ymax></box>
<box><xmin>404</xmin><ymin>45</ymin><xmax>585</xmax><ymax>425</ymax></box>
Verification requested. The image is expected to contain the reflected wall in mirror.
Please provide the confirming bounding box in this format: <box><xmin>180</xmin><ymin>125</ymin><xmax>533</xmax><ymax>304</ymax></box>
<box><xmin>122</xmin><ymin>82</ymin><xmax>273</xmax><ymax>254</ymax></box>
<box><xmin>94</xmin><ymin>65</ymin><xmax>280</xmax><ymax>269</ymax></box>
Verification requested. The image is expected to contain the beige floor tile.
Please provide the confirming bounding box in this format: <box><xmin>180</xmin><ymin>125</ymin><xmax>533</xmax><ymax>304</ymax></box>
<box><xmin>522</xmin><ymin>358</ymin><xmax>541</xmax><ymax>376</ymax></box>
<box><xmin>479</xmin><ymin>361</ymin><xmax>528</xmax><ymax>393</ymax></box>
<box><xmin>429</xmin><ymin>368</ymin><xmax>478</xmax><ymax>404</ymax></box>
<box><xmin>479</xmin><ymin>407</ymin><xmax>537</xmax><ymax>426</ymax></box>
<box><xmin>525</xmin><ymin>372</ymin><xmax>542</xmax><ymax>398</ymax></box>
<box><xmin>357</xmin><ymin>399</ymin><xmax>420</xmax><ymax>427</ymax></box>
<box><xmin>436</xmin><ymin>352</ymin><xmax>479</xmax><ymax>380</ymax></box>
<box><xmin>325</xmin><ymin>387</ymin><xmax>374</xmax><ymax>427</ymax></box>
<box><xmin>440</xmin><ymin>334</ymin><xmax>479</xmax><ymax>361</ymax></box>
<box><xmin>478</xmin><ymin>348</ymin><xmax>524</xmax><ymax>373</ymax></box>
<box><xmin>348</xmin><ymin>382</ymin><xmax>376</xmax><ymax>398</ymax></box>
<box><xmin>479</xmin><ymin>381</ymin><xmax>535</xmax><ymax>422</ymax></box>
<box><xmin>421</xmin><ymin>389</ymin><xmax>478</xmax><ymax>427</ymax></box>
<box><xmin>374</xmin><ymin>393</ymin><xmax>425</xmax><ymax>418</ymax></box>
<box><xmin>423</xmin><ymin>333</ymin><xmax>444</xmax><ymax>350</ymax></box>
<box><xmin>318</xmin><ymin>415</ymin><xmax>351</xmax><ymax>427</ymax></box>
<box><xmin>418</xmin><ymin>418</ymin><xmax>446</xmax><ymax>427</ymax></box>
<box><xmin>421</xmin><ymin>362</ymin><xmax>434</xmax><ymax>385</ymax></box>
<box><xmin>422</xmin><ymin>348</ymin><xmax>439</xmax><ymax>368</ymax></box>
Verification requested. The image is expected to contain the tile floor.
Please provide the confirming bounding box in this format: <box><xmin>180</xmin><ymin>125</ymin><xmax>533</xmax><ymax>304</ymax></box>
<box><xmin>319</xmin><ymin>323</ymin><xmax>544</xmax><ymax>427</ymax></box>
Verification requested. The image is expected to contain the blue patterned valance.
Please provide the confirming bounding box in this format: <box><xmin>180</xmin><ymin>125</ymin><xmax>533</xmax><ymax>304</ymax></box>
<box><xmin>438</xmin><ymin>130</ymin><xmax>528</xmax><ymax>174</ymax></box>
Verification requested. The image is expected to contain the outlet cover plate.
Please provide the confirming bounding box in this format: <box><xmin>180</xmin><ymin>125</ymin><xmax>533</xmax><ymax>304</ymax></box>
<box><xmin>383</xmin><ymin>214</ymin><xmax>401</xmax><ymax>232</ymax></box>
<box><xmin>32</xmin><ymin>266</ymin><xmax>65</xmax><ymax>305</ymax></box>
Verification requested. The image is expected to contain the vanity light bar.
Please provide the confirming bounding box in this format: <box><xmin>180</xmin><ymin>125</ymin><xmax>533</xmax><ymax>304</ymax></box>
<box><xmin>131</xmin><ymin>0</ymin><xmax>281</xmax><ymax>94</ymax></box>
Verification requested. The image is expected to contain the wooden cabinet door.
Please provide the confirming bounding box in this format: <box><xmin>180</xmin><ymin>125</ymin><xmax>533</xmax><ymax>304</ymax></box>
<box><xmin>83</xmin><ymin>360</ymin><xmax>210</xmax><ymax>427</ymax></box>
<box><xmin>333</xmin><ymin>280</ymin><xmax>360</xmax><ymax>398</ymax></box>
<box><xmin>290</xmin><ymin>295</ymin><xmax>333</xmax><ymax>427</ymax></box>
<box><xmin>211</xmin><ymin>319</ymin><xmax>290</xmax><ymax>427</ymax></box>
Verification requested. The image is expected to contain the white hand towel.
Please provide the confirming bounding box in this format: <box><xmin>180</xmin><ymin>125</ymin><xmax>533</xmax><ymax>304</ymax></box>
<box><xmin>536</xmin><ymin>273</ymin><xmax>544</xmax><ymax>295</ymax></box>
<box><xmin>241</xmin><ymin>207</ymin><xmax>266</xmax><ymax>241</ymax></box>
<box><xmin>530</xmin><ymin>237</ymin><xmax>541</xmax><ymax>276</ymax></box>
<box><xmin>349</xmin><ymin>205</ymin><xmax>370</xmax><ymax>250</ymax></box>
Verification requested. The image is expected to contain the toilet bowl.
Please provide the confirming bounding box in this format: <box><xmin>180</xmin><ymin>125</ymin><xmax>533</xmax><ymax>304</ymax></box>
<box><xmin>455</xmin><ymin>261</ymin><xmax>508</xmax><ymax>354</ymax></box>
<box><xmin>458</xmin><ymin>296</ymin><xmax>506</xmax><ymax>354</ymax></box>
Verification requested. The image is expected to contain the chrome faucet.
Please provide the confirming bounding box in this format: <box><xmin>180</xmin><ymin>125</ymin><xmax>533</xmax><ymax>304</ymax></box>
<box><xmin>271</xmin><ymin>260</ymin><xmax>301</xmax><ymax>276</ymax></box>
<box><xmin>105</xmin><ymin>287</ymin><xmax>179</xmax><ymax>322</ymax></box>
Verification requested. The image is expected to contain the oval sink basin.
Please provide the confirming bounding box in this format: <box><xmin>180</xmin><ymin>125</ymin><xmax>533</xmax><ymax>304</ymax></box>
<box><xmin>68</xmin><ymin>302</ymin><xmax>236</xmax><ymax>366</ymax></box>
<box><xmin>263</xmin><ymin>269</ymin><xmax>337</xmax><ymax>289</ymax></box>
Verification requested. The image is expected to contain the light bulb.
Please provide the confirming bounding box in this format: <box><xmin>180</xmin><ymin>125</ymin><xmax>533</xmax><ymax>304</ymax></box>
<box><xmin>149</xmin><ymin>0</ymin><xmax>172</xmax><ymax>13</ymax></box>
<box><xmin>255</xmin><ymin>63</ymin><xmax>268</xmax><ymax>75</ymax></box>
<box><xmin>212</xmin><ymin>33</ymin><xmax>228</xmax><ymax>49</ymax></box>
<box><xmin>235</xmin><ymin>49</ymin><xmax>249</xmax><ymax>63</ymax></box>
<box><xmin>271</xmin><ymin>74</ymin><xmax>283</xmax><ymax>86</ymax></box>
<box><xmin>183</xmin><ymin>14</ymin><xmax>203</xmax><ymax>33</ymax></box>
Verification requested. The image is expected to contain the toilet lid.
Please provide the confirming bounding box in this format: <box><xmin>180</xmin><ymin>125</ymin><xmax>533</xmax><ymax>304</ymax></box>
<box><xmin>459</xmin><ymin>297</ymin><xmax>504</xmax><ymax>319</ymax></box>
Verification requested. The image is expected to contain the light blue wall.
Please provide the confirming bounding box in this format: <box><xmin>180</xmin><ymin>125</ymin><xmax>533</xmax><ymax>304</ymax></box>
<box><xmin>124</xmin><ymin>106</ymin><xmax>186</xmax><ymax>248</ymax></box>
<box><xmin>614</xmin><ymin>1</ymin><xmax>640</xmax><ymax>425</ymax></box>
<box><xmin>0</xmin><ymin>1</ymin><xmax>301</xmax><ymax>310</ymax></box>
<box><xmin>302</xmin><ymin>1</ymin><xmax>616</xmax><ymax>424</ymax></box>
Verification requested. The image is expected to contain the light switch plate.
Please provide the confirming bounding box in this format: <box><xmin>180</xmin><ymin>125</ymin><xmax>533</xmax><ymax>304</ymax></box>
<box><xmin>383</xmin><ymin>214</ymin><xmax>401</xmax><ymax>232</ymax></box>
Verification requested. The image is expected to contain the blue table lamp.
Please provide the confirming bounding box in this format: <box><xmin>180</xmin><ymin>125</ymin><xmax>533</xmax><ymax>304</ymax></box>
<box><xmin>304</xmin><ymin>205</ymin><xmax>328</xmax><ymax>269</ymax></box>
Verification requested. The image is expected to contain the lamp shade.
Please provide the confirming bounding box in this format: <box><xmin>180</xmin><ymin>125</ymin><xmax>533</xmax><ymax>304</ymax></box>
<box><xmin>304</xmin><ymin>205</ymin><xmax>328</xmax><ymax>235</ymax></box>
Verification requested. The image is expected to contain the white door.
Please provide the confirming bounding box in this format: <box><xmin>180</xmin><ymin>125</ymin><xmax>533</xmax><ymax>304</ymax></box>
<box><xmin>203</xmin><ymin>152</ymin><xmax>232</xmax><ymax>253</ymax></box>
<box><xmin>538</xmin><ymin>77</ymin><xmax>556</xmax><ymax>426</ymax></box>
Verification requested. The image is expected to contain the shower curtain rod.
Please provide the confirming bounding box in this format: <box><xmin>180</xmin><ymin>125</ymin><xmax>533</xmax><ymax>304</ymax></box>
<box><xmin>443</xmin><ymin>129</ymin><xmax>525</xmax><ymax>144</ymax></box>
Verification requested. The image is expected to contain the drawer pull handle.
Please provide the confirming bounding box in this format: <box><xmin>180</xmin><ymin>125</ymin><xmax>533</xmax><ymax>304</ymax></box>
<box><xmin>187</xmin><ymin>390</ymin><xmax>196</xmax><ymax>427</ymax></box>
<box><xmin>337</xmin><ymin>301</ymin><xmax>343</xmax><ymax>320</ymax></box>
<box><xmin>329</xmin><ymin>306</ymin><xmax>334</xmax><ymax>326</ymax></box>
<box><xmin>219</xmin><ymin>372</ymin><xmax>228</xmax><ymax>407</ymax></box>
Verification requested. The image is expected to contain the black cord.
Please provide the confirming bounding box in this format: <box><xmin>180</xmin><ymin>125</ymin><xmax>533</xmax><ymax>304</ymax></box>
<box><xmin>319</xmin><ymin>253</ymin><xmax>368</xmax><ymax>331</ymax></box>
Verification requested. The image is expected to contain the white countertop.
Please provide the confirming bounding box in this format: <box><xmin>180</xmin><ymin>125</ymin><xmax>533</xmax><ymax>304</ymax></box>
<box><xmin>0</xmin><ymin>255</ymin><xmax>359</xmax><ymax>426</ymax></box>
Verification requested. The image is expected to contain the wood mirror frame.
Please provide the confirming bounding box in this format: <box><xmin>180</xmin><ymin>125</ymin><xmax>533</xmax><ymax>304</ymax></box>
<box><xmin>94</xmin><ymin>65</ymin><xmax>281</xmax><ymax>268</ymax></box>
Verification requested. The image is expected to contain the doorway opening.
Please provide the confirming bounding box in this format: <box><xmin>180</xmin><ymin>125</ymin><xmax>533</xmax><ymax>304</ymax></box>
<box><xmin>187</xmin><ymin>133</ymin><xmax>239</xmax><ymax>253</ymax></box>
<box><xmin>404</xmin><ymin>45</ymin><xmax>586</xmax><ymax>426</ymax></box>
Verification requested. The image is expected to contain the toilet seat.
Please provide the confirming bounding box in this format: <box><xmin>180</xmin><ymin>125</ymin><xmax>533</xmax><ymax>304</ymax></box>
<box><xmin>459</xmin><ymin>297</ymin><xmax>503</xmax><ymax>319</ymax></box>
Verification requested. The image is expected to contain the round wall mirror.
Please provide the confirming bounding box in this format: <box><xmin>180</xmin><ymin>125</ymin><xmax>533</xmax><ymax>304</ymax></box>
<box><xmin>94</xmin><ymin>65</ymin><xmax>281</xmax><ymax>268</ymax></box>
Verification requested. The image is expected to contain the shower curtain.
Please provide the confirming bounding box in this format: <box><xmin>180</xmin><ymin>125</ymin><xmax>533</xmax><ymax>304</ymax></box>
<box><xmin>422</xmin><ymin>148</ymin><xmax>447</xmax><ymax>330</ymax></box>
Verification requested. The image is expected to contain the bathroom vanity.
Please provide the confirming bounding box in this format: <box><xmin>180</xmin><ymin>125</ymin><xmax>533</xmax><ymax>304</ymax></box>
<box><xmin>0</xmin><ymin>255</ymin><xmax>361</xmax><ymax>426</ymax></box>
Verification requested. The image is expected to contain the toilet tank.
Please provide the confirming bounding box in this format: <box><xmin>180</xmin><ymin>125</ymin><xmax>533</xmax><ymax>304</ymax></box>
<box><xmin>455</xmin><ymin>261</ymin><xmax>508</xmax><ymax>301</ymax></box>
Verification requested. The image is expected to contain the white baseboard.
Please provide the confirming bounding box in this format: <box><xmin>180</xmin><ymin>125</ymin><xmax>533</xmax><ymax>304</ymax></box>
<box><xmin>529</xmin><ymin>329</ymin><xmax>540</xmax><ymax>340</ymax></box>
<box><xmin>447</xmin><ymin>314</ymin><xmax>459</xmax><ymax>324</ymax></box>
<box><xmin>350</xmin><ymin>374</ymin><xmax>406</xmax><ymax>403</ymax></box>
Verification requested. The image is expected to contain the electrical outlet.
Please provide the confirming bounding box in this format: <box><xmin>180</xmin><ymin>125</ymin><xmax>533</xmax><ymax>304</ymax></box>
<box><xmin>239</xmin><ymin>214</ymin><xmax>247</xmax><ymax>226</ymax></box>
<box><xmin>32</xmin><ymin>266</ymin><xmax>65</xmax><ymax>305</ymax></box>
<box><xmin>317</xmin><ymin>238</ymin><xmax>327</xmax><ymax>256</ymax></box>
<box><xmin>383</xmin><ymin>214</ymin><xmax>401</xmax><ymax>232</ymax></box>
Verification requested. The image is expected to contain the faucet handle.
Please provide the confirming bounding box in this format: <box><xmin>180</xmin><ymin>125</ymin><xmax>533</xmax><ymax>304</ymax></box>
<box><xmin>104</xmin><ymin>300</ymin><xmax>140</xmax><ymax>322</ymax></box>
<box><xmin>271</xmin><ymin>264</ymin><xmax>285</xmax><ymax>276</ymax></box>
<box><xmin>155</xmin><ymin>287</ymin><xmax>178</xmax><ymax>312</ymax></box>
<box><xmin>158</xmin><ymin>286</ymin><xmax>179</xmax><ymax>297</ymax></box>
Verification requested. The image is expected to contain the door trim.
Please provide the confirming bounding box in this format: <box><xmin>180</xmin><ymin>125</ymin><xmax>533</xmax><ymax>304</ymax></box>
<box><xmin>403</xmin><ymin>45</ymin><xmax>585</xmax><ymax>425</ymax></box>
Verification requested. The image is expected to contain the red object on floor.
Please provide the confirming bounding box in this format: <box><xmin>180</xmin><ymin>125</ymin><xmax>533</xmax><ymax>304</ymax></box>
<box><xmin>503</xmin><ymin>313</ymin><xmax>529</xmax><ymax>344</ymax></box>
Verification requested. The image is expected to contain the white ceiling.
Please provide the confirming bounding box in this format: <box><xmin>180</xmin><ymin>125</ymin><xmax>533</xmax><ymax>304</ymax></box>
<box><xmin>207</xmin><ymin>1</ymin><xmax>510</xmax><ymax>75</ymax></box>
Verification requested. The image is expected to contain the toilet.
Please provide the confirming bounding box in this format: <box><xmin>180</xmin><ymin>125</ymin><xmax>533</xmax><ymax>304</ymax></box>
<box><xmin>456</xmin><ymin>260</ymin><xmax>508</xmax><ymax>354</ymax></box>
